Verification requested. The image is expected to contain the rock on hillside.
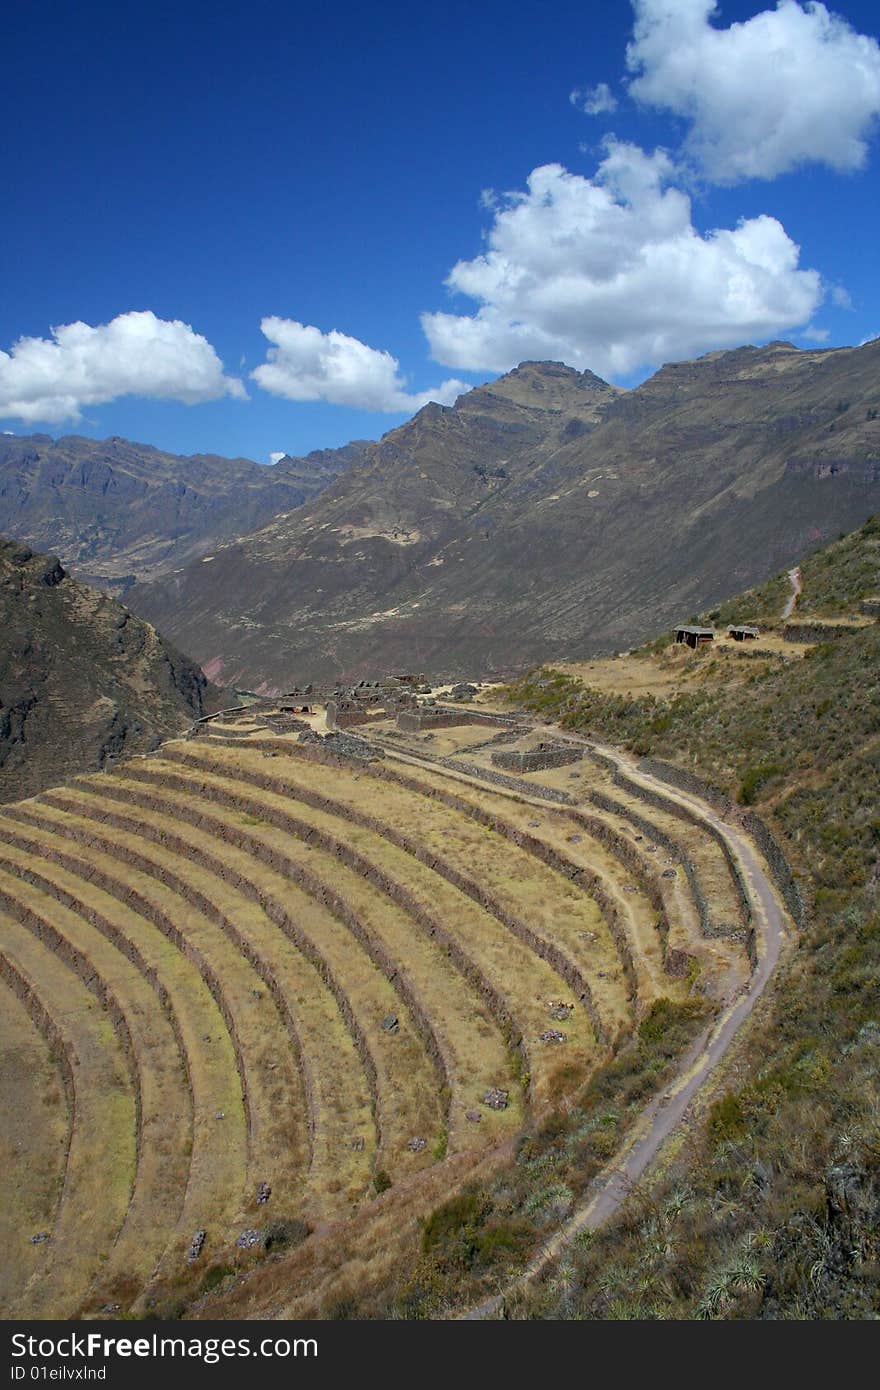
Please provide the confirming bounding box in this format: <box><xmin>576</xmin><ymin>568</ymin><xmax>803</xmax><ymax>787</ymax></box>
<box><xmin>0</xmin><ymin>538</ymin><xmax>222</xmax><ymax>801</ymax></box>
<box><xmin>129</xmin><ymin>343</ymin><xmax>880</xmax><ymax>689</ymax></box>
<box><xmin>0</xmin><ymin>433</ymin><xmax>368</xmax><ymax>593</ymax></box>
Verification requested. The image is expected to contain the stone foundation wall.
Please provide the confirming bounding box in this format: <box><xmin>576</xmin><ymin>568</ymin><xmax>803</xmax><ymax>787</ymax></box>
<box><xmin>326</xmin><ymin>701</ymin><xmax>387</xmax><ymax>731</ymax></box>
<box><xmin>491</xmin><ymin>744</ymin><xmax>583</xmax><ymax>773</ymax></box>
<box><xmin>783</xmin><ymin>621</ymin><xmax>861</xmax><ymax>643</ymax></box>
<box><xmin>397</xmin><ymin>708</ymin><xmax>520</xmax><ymax>733</ymax></box>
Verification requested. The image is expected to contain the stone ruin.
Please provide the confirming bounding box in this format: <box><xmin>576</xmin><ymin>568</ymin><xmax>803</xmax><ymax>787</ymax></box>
<box><xmin>325</xmin><ymin>675</ymin><xmax>421</xmax><ymax>730</ymax></box>
<box><xmin>491</xmin><ymin>741</ymin><xmax>584</xmax><ymax>773</ymax></box>
<box><xmin>482</xmin><ymin>1086</ymin><xmax>509</xmax><ymax>1111</ymax></box>
<box><xmin>186</xmin><ymin>1229</ymin><xmax>206</xmax><ymax>1264</ymax></box>
<box><xmin>304</xmin><ymin>729</ymin><xmax>385</xmax><ymax>762</ymax></box>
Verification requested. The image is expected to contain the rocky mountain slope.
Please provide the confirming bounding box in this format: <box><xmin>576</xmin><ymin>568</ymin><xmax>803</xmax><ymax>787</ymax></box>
<box><xmin>0</xmin><ymin>538</ymin><xmax>221</xmax><ymax>800</ymax></box>
<box><xmin>129</xmin><ymin>341</ymin><xmax>880</xmax><ymax>690</ymax></box>
<box><xmin>0</xmin><ymin>432</ymin><xmax>367</xmax><ymax>593</ymax></box>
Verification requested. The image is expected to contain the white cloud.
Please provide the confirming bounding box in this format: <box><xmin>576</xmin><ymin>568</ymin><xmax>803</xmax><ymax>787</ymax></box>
<box><xmin>0</xmin><ymin>310</ymin><xmax>246</xmax><ymax>424</ymax></box>
<box><xmin>801</xmin><ymin>325</ymin><xmax>830</xmax><ymax>341</ymax></box>
<box><xmin>831</xmin><ymin>284</ymin><xmax>854</xmax><ymax>309</ymax></box>
<box><xmin>626</xmin><ymin>0</ymin><xmax>880</xmax><ymax>183</ymax></box>
<box><xmin>570</xmin><ymin>82</ymin><xmax>618</xmax><ymax>115</ymax></box>
<box><xmin>268</xmin><ymin>450</ymin><xmax>286</xmax><ymax>465</ymax></box>
<box><xmin>421</xmin><ymin>142</ymin><xmax>822</xmax><ymax>378</ymax></box>
<box><xmin>252</xmin><ymin>317</ymin><xmax>467</xmax><ymax>412</ymax></box>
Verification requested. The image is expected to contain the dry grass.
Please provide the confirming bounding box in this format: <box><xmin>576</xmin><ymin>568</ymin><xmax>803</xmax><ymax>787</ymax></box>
<box><xmin>369</xmin><ymin>753</ymin><xmax>673</xmax><ymax>1007</ymax></box>
<box><xmin>558</xmin><ymin>639</ymin><xmax>806</xmax><ymax>697</ymax></box>
<box><xmin>0</xmin><ymin>911</ymin><xmax>136</xmax><ymax>1318</ymax></box>
<box><xmin>0</xmin><ymin>976</ymin><xmax>69</xmax><ymax>1313</ymax></box>
<box><xmin>57</xmin><ymin>772</ymin><xmax>447</xmax><ymax>1187</ymax></box>
<box><xmin>0</xmin><ymin>853</ymin><xmax>192</xmax><ymax>1305</ymax></box>
<box><xmin>158</xmin><ymin>748</ymin><xmax>608</xmax><ymax>1104</ymax></box>
<box><xmin>113</xmin><ymin>758</ymin><xmax>521</xmax><ymax>1153</ymax></box>
<box><xmin>2</xmin><ymin>802</ymin><xmax>253</xmax><ymax>1251</ymax></box>
<box><xmin>182</xmin><ymin>742</ymin><xmax>633</xmax><ymax>1049</ymax></box>
<box><xmin>27</xmin><ymin>788</ymin><xmax>322</xmax><ymax>1215</ymax></box>
<box><xmin>0</xmin><ymin>714</ymin><xmax>746</xmax><ymax>1318</ymax></box>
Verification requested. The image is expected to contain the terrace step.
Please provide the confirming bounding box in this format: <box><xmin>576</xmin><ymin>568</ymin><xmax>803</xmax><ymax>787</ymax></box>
<box><xmin>0</xmin><ymin>857</ymin><xmax>193</xmax><ymax>1306</ymax></box>
<box><xmin>31</xmin><ymin>784</ymin><xmax>433</xmax><ymax>1190</ymax></box>
<box><xmin>282</xmin><ymin>746</ymin><xmax>671</xmax><ymax>1008</ymax></box>
<box><xmin>0</xmin><ymin>915</ymin><xmax>136</xmax><ymax>1318</ymax></box>
<box><xmin>171</xmin><ymin>742</ymin><xmax>631</xmax><ymax>1047</ymax></box>
<box><xmin>0</xmin><ymin>974</ymin><xmax>70</xmax><ymax>1313</ymax></box>
<box><xmin>69</xmin><ymin>768</ymin><xmax>517</xmax><ymax>1158</ymax></box>
<box><xmin>0</xmin><ymin>804</ymin><xmax>274</xmax><ymax>1249</ymax></box>
<box><xmin>119</xmin><ymin>756</ymin><xmax>607</xmax><ymax>1107</ymax></box>
<box><xmin>16</xmin><ymin>794</ymin><xmax>314</xmax><ymax>1218</ymax></box>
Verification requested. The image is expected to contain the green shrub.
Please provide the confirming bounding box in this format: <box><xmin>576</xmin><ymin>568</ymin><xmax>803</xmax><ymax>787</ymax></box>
<box><xmin>708</xmin><ymin>1093</ymin><xmax>746</xmax><ymax>1140</ymax></box>
<box><xmin>262</xmin><ymin>1218</ymin><xmax>311</xmax><ymax>1253</ymax></box>
<box><xmin>200</xmin><ymin>1264</ymin><xmax>234</xmax><ymax>1294</ymax></box>
<box><xmin>422</xmin><ymin>1188</ymin><xmax>493</xmax><ymax>1270</ymax></box>
<box><xmin>738</xmin><ymin>762</ymin><xmax>783</xmax><ymax>805</ymax></box>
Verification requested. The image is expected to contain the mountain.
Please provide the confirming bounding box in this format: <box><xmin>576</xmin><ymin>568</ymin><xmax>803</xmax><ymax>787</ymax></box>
<box><xmin>128</xmin><ymin>340</ymin><xmax>880</xmax><ymax>691</ymax></box>
<box><xmin>0</xmin><ymin>538</ymin><xmax>221</xmax><ymax>801</ymax></box>
<box><xmin>0</xmin><ymin>432</ymin><xmax>368</xmax><ymax>594</ymax></box>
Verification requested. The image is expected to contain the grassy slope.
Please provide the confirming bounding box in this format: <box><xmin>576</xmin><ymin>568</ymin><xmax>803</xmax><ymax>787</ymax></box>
<box><xmin>501</xmin><ymin>515</ymin><xmax>880</xmax><ymax>1317</ymax></box>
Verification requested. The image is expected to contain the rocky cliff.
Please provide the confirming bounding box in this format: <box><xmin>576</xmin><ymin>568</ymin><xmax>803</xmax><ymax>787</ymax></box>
<box><xmin>0</xmin><ymin>538</ymin><xmax>222</xmax><ymax>800</ymax></box>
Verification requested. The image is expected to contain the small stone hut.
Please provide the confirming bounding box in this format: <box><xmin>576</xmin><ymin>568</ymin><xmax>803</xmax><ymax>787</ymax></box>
<box><xmin>674</xmin><ymin>625</ymin><xmax>715</xmax><ymax>649</ymax></box>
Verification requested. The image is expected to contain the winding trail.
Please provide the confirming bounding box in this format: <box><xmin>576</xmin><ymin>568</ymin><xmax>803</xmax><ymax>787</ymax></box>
<box><xmin>782</xmin><ymin>566</ymin><xmax>802</xmax><ymax>619</ymax></box>
<box><xmin>424</xmin><ymin>738</ymin><xmax>795</xmax><ymax>1320</ymax></box>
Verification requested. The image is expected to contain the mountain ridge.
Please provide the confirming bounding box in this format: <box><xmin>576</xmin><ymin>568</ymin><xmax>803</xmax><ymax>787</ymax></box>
<box><xmin>0</xmin><ymin>431</ymin><xmax>369</xmax><ymax>593</ymax></box>
<box><xmin>128</xmin><ymin>340</ymin><xmax>880</xmax><ymax>689</ymax></box>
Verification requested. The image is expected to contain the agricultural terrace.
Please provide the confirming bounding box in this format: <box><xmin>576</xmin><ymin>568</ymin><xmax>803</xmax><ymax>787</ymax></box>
<box><xmin>0</xmin><ymin>702</ymin><xmax>765</xmax><ymax>1318</ymax></box>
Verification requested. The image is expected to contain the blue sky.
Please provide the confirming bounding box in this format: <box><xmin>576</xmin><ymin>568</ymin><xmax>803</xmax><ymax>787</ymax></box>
<box><xmin>2</xmin><ymin>0</ymin><xmax>879</xmax><ymax>463</ymax></box>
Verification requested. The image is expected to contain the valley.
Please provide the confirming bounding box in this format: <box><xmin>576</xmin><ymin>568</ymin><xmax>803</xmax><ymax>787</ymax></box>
<box><xmin>0</xmin><ymin>350</ymin><xmax>877</xmax><ymax>1322</ymax></box>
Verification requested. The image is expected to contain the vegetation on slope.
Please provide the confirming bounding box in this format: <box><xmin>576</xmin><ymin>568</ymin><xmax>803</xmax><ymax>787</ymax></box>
<box><xmin>504</xmin><ymin>516</ymin><xmax>880</xmax><ymax>1317</ymax></box>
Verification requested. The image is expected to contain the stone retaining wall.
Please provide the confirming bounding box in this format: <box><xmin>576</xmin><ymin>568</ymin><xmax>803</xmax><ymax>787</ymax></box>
<box><xmin>122</xmin><ymin>765</ymin><xmax>529</xmax><ymax>1110</ymax></box>
<box><xmin>162</xmin><ymin>750</ymin><xmax>609</xmax><ymax>1053</ymax></box>
<box><xmin>743</xmin><ymin>811</ymin><xmax>805</xmax><ymax>926</ymax></box>
<box><xmin>637</xmin><ymin>757</ymin><xmax>733</xmax><ymax>816</ymax></box>
<box><xmin>590</xmin><ymin>756</ymin><xmax>751</xmax><ymax>932</ymax></box>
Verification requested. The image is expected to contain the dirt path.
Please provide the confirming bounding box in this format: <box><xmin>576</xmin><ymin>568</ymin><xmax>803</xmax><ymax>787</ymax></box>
<box><xmin>435</xmin><ymin>740</ymin><xmax>793</xmax><ymax>1320</ymax></box>
<box><xmin>782</xmin><ymin>566</ymin><xmax>802</xmax><ymax>619</ymax></box>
